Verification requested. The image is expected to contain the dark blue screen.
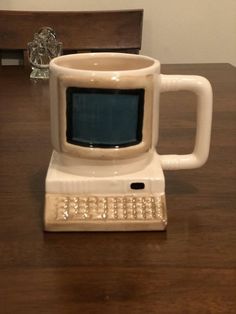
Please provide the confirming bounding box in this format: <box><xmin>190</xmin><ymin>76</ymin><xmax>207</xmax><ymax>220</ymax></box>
<box><xmin>66</xmin><ymin>88</ymin><xmax>144</xmax><ymax>148</ymax></box>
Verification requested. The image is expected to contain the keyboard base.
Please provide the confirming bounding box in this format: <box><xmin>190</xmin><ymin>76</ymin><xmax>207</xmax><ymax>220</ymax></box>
<box><xmin>44</xmin><ymin>193</ymin><xmax>167</xmax><ymax>231</ymax></box>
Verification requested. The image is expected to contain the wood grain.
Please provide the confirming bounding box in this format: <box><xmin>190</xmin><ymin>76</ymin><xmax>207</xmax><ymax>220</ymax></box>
<box><xmin>0</xmin><ymin>64</ymin><xmax>235</xmax><ymax>313</ymax></box>
<box><xmin>0</xmin><ymin>10</ymin><xmax>143</xmax><ymax>62</ymax></box>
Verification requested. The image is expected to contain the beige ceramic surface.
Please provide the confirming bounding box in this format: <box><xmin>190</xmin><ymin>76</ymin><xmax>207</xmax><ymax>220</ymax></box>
<box><xmin>45</xmin><ymin>53</ymin><xmax>213</xmax><ymax>231</ymax></box>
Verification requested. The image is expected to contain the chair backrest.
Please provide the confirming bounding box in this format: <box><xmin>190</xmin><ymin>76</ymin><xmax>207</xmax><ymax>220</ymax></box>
<box><xmin>0</xmin><ymin>10</ymin><xmax>143</xmax><ymax>65</ymax></box>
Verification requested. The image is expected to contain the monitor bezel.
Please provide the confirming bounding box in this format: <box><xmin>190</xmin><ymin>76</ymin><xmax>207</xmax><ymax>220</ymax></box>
<box><xmin>57</xmin><ymin>74</ymin><xmax>153</xmax><ymax>160</ymax></box>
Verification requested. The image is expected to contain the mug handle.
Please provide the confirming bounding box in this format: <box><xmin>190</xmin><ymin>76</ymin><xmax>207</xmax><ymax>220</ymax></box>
<box><xmin>159</xmin><ymin>74</ymin><xmax>213</xmax><ymax>170</ymax></box>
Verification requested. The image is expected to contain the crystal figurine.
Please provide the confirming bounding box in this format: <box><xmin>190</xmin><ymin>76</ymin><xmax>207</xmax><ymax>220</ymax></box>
<box><xmin>28</xmin><ymin>27</ymin><xmax>62</xmax><ymax>80</ymax></box>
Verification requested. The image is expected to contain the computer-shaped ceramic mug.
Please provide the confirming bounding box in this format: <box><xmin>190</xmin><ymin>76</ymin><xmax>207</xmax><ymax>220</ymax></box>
<box><xmin>44</xmin><ymin>53</ymin><xmax>212</xmax><ymax>231</ymax></box>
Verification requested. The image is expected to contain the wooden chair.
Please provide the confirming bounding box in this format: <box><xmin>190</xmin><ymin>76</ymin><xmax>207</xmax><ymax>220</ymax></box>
<box><xmin>0</xmin><ymin>10</ymin><xmax>143</xmax><ymax>66</ymax></box>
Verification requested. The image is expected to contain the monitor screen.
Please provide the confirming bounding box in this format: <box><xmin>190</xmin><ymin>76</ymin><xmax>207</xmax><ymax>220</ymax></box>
<box><xmin>66</xmin><ymin>87</ymin><xmax>144</xmax><ymax>148</ymax></box>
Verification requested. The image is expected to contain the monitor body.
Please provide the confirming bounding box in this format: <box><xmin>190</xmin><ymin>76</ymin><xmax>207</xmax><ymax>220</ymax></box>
<box><xmin>50</xmin><ymin>68</ymin><xmax>155</xmax><ymax>162</ymax></box>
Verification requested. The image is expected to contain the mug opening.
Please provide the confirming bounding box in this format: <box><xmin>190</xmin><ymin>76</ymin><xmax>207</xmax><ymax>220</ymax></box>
<box><xmin>53</xmin><ymin>53</ymin><xmax>156</xmax><ymax>72</ymax></box>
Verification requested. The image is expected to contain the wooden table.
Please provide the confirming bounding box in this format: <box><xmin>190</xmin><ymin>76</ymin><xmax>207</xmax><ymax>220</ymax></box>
<box><xmin>0</xmin><ymin>64</ymin><xmax>235</xmax><ymax>314</ymax></box>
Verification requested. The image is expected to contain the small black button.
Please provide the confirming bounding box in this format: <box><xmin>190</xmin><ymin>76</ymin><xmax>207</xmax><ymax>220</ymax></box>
<box><xmin>130</xmin><ymin>182</ymin><xmax>145</xmax><ymax>190</ymax></box>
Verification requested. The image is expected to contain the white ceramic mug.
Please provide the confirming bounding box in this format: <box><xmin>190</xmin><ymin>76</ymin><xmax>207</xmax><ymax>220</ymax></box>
<box><xmin>50</xmin><ymin>52</ymin><xmax>213</xmax><ymax>171</ymax></box>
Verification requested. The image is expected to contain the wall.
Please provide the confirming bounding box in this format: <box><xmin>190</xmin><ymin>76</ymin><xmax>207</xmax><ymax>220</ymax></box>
<box><xmin>1</xmin><ymin>0</ymin><xmax>236</xmax><ymax>66</ymax></box>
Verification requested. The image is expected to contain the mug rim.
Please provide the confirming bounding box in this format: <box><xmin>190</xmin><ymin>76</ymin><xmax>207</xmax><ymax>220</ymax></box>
<box><xmin>50</xmin><ymin>52</ymin><xmax>160</xmax><ymax>74</ymax></box>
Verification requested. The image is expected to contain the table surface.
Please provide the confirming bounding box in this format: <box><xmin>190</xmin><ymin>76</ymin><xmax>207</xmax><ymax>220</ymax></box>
<box><xmin>0</xmin><ymin>63</ymin><xmax>235</xmax><ymax>314</ymax></box>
